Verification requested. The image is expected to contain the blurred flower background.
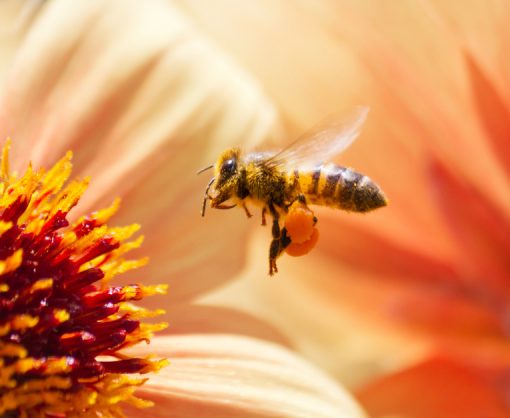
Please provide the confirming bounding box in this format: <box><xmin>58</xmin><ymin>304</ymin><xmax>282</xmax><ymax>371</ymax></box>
<box><xmin>2</xmin><ymin>0</ymin><xmax>510</xmax><ymax>417</ymax></box>
<box><xmin>178</xmin><ymin>0</ymin><xmax>510</xmax><ymax>417</ymax></box>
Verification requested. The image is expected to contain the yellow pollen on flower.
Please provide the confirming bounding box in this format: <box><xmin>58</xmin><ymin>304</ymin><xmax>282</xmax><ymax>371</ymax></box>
<box><xmin>0</xmin><ymin>343</ymin><xmax>27</xmax><ymax>357</ymax></box>
<box><xmin>54</xmin><ymin>308</ymin><xmax>71</xmax><ymax>323</ymax></box>
<box><xmin>0</xmin><ymin>220</ymin><xmax>12</xmax><ymax>235</ymax></box>
<box><xmin>125</xmin><ymin>322</ymin><xmax>169</xmax><ymax>346</ymax></box>
<box><xmin>1</xmin><ymin>138</ymin><xmax>11</xmax><ymax>179</ymax></box>
<box><xmin>102</xmin><ymin>257</ymin><xmax>149</xmax><ymax>282</ymax></box>
<box><xmin>0</xmin><ymin>141</ymin><xmax>167</xmax><ymax>417</ymax></box>
<box><xmin>110</xmin><ymin>235</ymin><xmax>145</xmax><ymax>260</ymax></box>
<box><xmin>10</xmin><ymin>314</ymin><xmax>39</xmax><ymax>331</ymax></box>
<box><xmin>108</xmin><ymin>224</ymin><xmax>141</xmax><ymax>241</ymax></box>
<box><xmin>74</xmin><ymin>198</ymin><xmax>121</xmax><ymax>235</ymax></box>
<box><xmin>0</xmin><ymin>248</ymin><xmax>23</xmax><ymax>274</ymax></box>
<box><xmin>119</xmin><ymin>302</ymin><xmax>166</xmax><ymax>319</ymax></box>
<box><xmin>29</xmin><ymin>278</ymin><xmax>54</xmax><ymax>292</ymax></box>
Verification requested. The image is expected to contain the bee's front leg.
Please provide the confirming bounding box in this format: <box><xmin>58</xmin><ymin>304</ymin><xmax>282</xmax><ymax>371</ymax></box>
<box><xmin>261</xmin><ymin>207</ymin><xmax>267</xmax><ymax>226</ymax></box>
<box><xmin>242</xmin><ymin>202</ymin><xmax>253</xmax><ymax>218</ymax></box>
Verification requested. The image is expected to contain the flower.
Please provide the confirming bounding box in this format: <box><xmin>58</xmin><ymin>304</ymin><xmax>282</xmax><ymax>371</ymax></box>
<box><xmin>0</xmin><ymin>1</ymin><xmax>369</xmax><ymax>417</ymax></box>
<box><xmin>176</xmin><ymin>1</ymin><xmax>510</xmax><ymax>416</ymax></box>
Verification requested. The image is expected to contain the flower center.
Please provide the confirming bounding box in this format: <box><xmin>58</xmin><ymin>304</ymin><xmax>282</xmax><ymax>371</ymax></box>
<box><xmin>0</xmin><ymin>140</ymin><xmax>167</xmax><ymax>417</ymax></box>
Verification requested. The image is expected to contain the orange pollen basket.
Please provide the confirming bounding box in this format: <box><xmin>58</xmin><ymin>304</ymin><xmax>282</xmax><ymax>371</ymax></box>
<box><xmin>284</xmin><ymin>201</ymin><xmax>319</xmax><ymax>257</ymax></box>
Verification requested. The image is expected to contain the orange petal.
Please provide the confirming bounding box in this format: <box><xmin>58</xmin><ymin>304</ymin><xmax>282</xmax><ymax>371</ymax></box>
<box><xmin>466</xmin><ymin>55</ymin><xmax>510</xmax><ymax>177</ymax></box>
<box><xmin>429</xmin><ymin>156</ymin><xmax>510</xmax><ymax>299</ymax></box>
<box><xmin>357</xmin><ymin>355</ymin><xmax>510</xmax><ymax>418</ymax></box>
<box><xmin>318</xmin><ymin>219</ymin><xmax>459</xmax><ymax>285</ymax></box>
<box><xmin>286</xmin><ymin>219</ymin><xmax>509</xmax><ymax>345</ymax></box>
<box><xmin>126</xmin><ymin>334</ymin><xmax>367</xmax><ymax>418</ymax></box>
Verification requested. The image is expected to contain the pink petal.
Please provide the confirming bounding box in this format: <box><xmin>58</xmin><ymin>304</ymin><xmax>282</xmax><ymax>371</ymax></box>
<box><xmin>126</xmin><ymin>334</ymin><xmax>367</xmax><ymax>418</ymax></box>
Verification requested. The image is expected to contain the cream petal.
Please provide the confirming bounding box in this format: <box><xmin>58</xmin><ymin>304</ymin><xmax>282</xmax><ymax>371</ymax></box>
<box><xmin>126</xmin><ymin>334</ymin><xmax>367</xmax><ymax>418</ymax></box>
<box><xmin>0</xmin><ymin>0</ymin><xmax>278</xmax><ymax>185</ymax></box>
<box><xmin>175</xmin><ymin>0</ymin><xmax>365</xmax><ymax>132</ymax></box>
<box><xmin>154</xmin><ymin>303</ymin><xmax>292</xmax><ymax>348</ymax></box>
<box><xmin>0</xmin><ymin>1</ymin><xmax>41</xmax><ymax>82</ymax></box>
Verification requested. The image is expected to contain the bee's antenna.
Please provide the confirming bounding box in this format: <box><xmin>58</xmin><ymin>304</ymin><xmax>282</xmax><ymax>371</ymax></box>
<box><xmin>201</xmin><ymin>177</ymin><xmax>215</xmax><ymax>217</ymax></box>
<box><xmin>197</xmin><ymin>164</ymin><xmax>214</xmax><ymax>175</ymax></box>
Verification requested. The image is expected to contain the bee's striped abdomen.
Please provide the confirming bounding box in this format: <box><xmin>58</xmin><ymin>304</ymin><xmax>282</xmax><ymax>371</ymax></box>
<box><xmin>299</xmin><ymin>164</ymin><xmax>387</xmax><ymax>212</ymax></box>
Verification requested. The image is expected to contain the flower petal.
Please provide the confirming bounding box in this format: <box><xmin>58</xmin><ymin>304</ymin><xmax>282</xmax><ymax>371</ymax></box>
<box><xmin>429</xmin><ymin>156</ymin><xmax>510</xmax><ymax>299</ymax></box>
<box><xmin>202</xmin><ymin>230</ymin><xmax>432</xmax><ymax>387</ymax></box>
<box><xmin>466</xmin><ymin>55</ymin><xmax>510</xmax><ymax>177</ymax></box>
<box><xmin>0</xmin><ymin>0</ymin><xmax>279</xmax><ymax>299</ymax></box>
<box><xmin>126</xmin><ymin>334</ymin><xmax>367</xmax><ymax>418</ymax></box>
<box><xmin>0</xmin><ymin>1</ymin><xmax>41</xmax><ymax>80</ymax></box>
<box><xmin>357</xmin><ymin>355</ymin><xmax>510</xmax><ymax>418</ymax></box>
<box><xmin>0</xmin><ymin>0</ymin><xmax>278</xmax><ymax>193</ymax></box>
<box><xmin>318</xmin><ymin>217</ymin><xmax>459</xmax><ymax>285</ymax></box>
<box><xmin>158</xmin><ymin>304</ymin><xmax>293</xmax><ymax>348</ymax></box>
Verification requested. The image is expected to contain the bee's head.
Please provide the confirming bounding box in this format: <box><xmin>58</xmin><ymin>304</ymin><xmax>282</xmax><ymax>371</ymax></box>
<box><xmin>200</xmin><ymin>148</ymin><xmax>241</xmax><ymax>216</ymax></box>
<box><xmin>214</xmin><ymin>148</ymin><xmax>240</xmax><ymax>186</ymax></box>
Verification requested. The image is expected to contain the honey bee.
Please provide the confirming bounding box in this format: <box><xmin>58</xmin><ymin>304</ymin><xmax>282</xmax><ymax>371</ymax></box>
<box><xmin>199</xmin><ymin>106</ymin><xmax>387</xmax><ymax>275</ymax></box>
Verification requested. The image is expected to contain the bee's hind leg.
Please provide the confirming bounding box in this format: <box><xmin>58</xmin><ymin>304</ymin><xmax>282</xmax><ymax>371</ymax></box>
<box><xmin>269</xmin><ymin>227</ymin><xmax>291</xmax><ymax>275</ymax></box>
<box><xmin>268</xmin><ymin>204</ymin><xmax>280</xmax><ymax>239</ymax></box>
<box><xmin>267</xmin><ymin>204</ymin><xmax>291</xmax><ymax>275</ymax></box>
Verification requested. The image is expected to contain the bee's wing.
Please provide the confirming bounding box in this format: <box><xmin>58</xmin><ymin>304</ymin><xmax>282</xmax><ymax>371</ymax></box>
<box><xmin>264</xmin><ymin>106</ymin><xmax>369</xmax><ymax>170</ymax></box>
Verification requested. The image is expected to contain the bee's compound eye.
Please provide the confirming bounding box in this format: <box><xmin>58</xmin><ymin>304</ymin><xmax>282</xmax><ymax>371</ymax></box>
<box><xmin>220</xmin><ymin>158</ymin><xmax>236</xmax><ymax>177</ymax></box>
